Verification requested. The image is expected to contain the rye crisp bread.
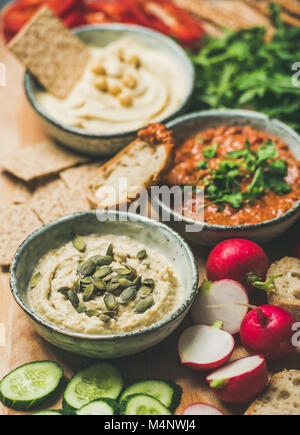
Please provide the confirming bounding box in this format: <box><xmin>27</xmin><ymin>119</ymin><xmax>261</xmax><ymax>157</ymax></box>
<box><xmin>0</xmin><ymin>204</ymin><xmax>42</xmax><ymax>266</ymax></box>
<box><xmin>1</xmin><ymin>140</ymin><xmax>88</xmax><ymax>182</ymax></box>
<box><xmin>8</xmin><ymin>6</ymin><xmax>90</xmax><ymax>99</ymax></box>
<box><xmin>60</xmin><ymin>162</ymin><xmax>104</xmax><ymax>190</ymax></box>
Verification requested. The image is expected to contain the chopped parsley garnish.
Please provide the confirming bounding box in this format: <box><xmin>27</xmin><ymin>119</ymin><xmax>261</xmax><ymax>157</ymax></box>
<box><xmin>191</xmin><ymin>138</ymin><xmax>292</xmax><ymax>211</ymax></box>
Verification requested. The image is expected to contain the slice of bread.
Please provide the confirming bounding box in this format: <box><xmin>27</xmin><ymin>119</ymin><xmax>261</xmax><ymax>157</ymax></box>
<box><xmin>87</xmin><ymin>123</ymin><xmax>174</xmax><ymax>209</ymax></box>
<box><xmin>245</xmin><ymin>370</ymin><xmax>300</xmax><ymax>415</ymax></box>
<box><xmin>266</xmin><ymin>257</ymin><xmax>300</xmax><ymax>321</ymax></box>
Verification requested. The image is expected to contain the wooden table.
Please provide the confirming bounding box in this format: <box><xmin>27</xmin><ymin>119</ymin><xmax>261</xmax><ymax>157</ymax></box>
<box><xmin>0</xmin><ymin>37</ymin><xmax>299</xmax><ymax>416</ymax></box>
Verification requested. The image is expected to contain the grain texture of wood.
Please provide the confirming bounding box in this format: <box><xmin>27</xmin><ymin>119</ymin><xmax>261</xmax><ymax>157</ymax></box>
<box><xmin>0</xmin><ymin>34</ymin><xmax>299</xmax><ymax>417</ymax></box>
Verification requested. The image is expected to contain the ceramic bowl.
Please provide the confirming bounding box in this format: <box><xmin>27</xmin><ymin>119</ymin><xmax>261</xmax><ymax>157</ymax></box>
<box><xmin>154</xmin><ymin>109</ymin><xmax>300</xmax><ymax>247</ymax></box>
<box><xmin>24</xmin><ymin>24</ymin><xmax>195</xmax><ymax>157</ymax></box>
<box><xmin>10</xmin><ymin>211</ymin><xmax>198</xmax><ymax>359</ymax></box>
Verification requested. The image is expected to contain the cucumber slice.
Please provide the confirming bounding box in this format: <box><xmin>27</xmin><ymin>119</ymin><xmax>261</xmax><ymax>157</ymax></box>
<box><xmin>76</xmin><ymin>399</ymin><xmax>118</xmax><ymax>415</ymax></box>
<box><xmin>0</xmin><ymin>361</ymin><xmax>63</xmax><ymax>411</ymax></box>
<box><xmin>33</xmin><ymin>410</ymin><xmax>63</xmax><ymax>415</ymax></box>
<box><xmin>119</xmin><ymin>380</ymin><xmax>182</xmax><ymax>411</ymax></box>
<box><xmin>120</xmin><ymin>394</ymin><xmax>172</xmax><ymax>415</ymax></box>
<box><xmin>63</xmin><ymin>362</ymin><xmax>123</xmax><ymax>411</ymax></box>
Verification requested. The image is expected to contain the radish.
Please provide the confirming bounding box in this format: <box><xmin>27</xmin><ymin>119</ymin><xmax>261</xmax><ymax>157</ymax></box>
<box><xmin>182</xmin><ymin>403</ymin><xmax>224</xmax><ymax>415</ymax></box>
<box><xmin>206</xmin><ymin>355</ymin><xmax>268</xmax><ymax>404</ymax></box>
<box><xmin>178</xmin><ymin>323</ymin><xmax>235</xmax><ymax>371</ymax></box>
<box><xmin>206</xmin><ymin>239</ymin><xmax>276</xmax><ymax>292</ymax></box>
<box><xmin>191</xmin><ymin>279</ymin><xmax>249</xmax><ymax>334</ymax></box>
<box><xmin>240</xmin><ymin>305</ymin><xmax>297</xmax><ymax>361</ymax></box>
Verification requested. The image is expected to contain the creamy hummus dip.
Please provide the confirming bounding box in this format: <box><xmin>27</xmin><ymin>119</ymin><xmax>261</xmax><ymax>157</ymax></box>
<box><xmin>28</xmin><ymin>234</ymin><xmax>182</xmax><ymax>335</ymax></box>
<box><xmin>36</xmin><ymin>37</ymin><xmax>187</xmax><ymax>134</ymax></box>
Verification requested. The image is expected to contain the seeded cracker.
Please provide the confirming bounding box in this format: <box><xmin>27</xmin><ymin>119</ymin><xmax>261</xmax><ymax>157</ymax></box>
<box><xmin>8</xmin><ymin>6</ymin><xmax>90</xmax><ymax>99</ymax></box>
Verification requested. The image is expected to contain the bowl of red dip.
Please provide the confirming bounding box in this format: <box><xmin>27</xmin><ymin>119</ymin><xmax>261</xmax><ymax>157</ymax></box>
<box><xmin>156</xmin><ymin>110</ymin><xmax>300</xmax><ymax>247</ymax></box>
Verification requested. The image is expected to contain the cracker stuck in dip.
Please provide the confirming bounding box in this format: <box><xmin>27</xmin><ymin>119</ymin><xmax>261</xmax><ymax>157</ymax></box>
<box><xmin>27</xmin><ymin>234</ymin><xmax>182</xmax><ymax>335</ymax></box>
<box><xmin>36</xmin><ymin>37</ymin><xmax>187</xmax><ymax>135</ymax></box>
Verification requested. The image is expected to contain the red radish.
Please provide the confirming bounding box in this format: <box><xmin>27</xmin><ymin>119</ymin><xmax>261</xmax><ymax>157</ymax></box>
<box><xmin>207</xmin><ymin>355</ymin><xmax>268</xmax><ymax>404</ymax></box>
<box><xmin>178</xmin><ymin>323</ymin><xmax>235</xmax><ymax>371</ymax></box>
<box><xmin>206</xmin><ymin>239</ymin><xmax>270</xmax><ymax>292</ymax></box>
<box><xmin>240</xmin><ymin>305</ymin><xmax>297</xmax><ymax>361</ymax></box>
<box><xmin>182</xmin><ymin>403</ymin><xmax>224</xmax><ymax>415</ymax></box>
<box><xmin>191</xmin><ymin>279</ymin><xmax>249</xmax><ymax>335</ymax></box>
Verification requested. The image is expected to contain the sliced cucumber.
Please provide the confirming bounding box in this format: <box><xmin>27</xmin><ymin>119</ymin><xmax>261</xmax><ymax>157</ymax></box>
<box><xmin>33</xmin><ymin>410</ymin><xmax>63</xmax><ymax>415</ymax></box>
<box><xmin>120</xmin><ymin>394</ymin><xmax>172</xmax><ymax>415</ymax></box>
<box><xmin>76</xmin><ymin>398</ymin><xmax>118</xmax><ymax>415</ymax></box>
<box><xmin>63</xmin><ymin>362</ymin><xmax>123</xmax><ymax>411</ymax></box>
<box><xmin>119</xmin><ymin>380</ymin><xmax>182</xmax><ymax>411</ymax></box>
<box><xmin>0</xmin><ymin>361</ymin><xmax>63</xmax><ymax>411</ymax></box>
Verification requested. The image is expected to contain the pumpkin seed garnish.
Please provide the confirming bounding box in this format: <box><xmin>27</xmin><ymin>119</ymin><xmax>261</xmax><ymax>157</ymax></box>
<box><xmin>100</xmin><ymin>314</ymin><xmax>111</xmax><ymax>324</ymax></box>
<box><xmin>29</xmin><ymin>272</ymin><xmax>42</xmax><ymax>288</ymax></box>
<box><xmin>77</xmin><ymin>260</ymin><xmax>96</xmax><ymax>277</ymax></box>
<box><xmin>93</xmin><ymin>266</ymin><xmax>112</xmax><ymax>279</ymax></box>
<box><xmin>82</xmin><ymin>283</ymin><xmax>95</xmax><ymax>302</ymax></box>
<box><xmin>77</xmin><ymin>302</ymin><xmax>86</xmax><ymax>314</ymax></box>
<box><xmin>137</xmin><ymin>250</ymin><xmax>147</xmax><ymax>260</ymax></box>
<box><xmin>68</xmin><ymin>290</ymin><xmax>79</xmax><ymax>307</ymax></box>
<box><xmin>126</xmin><ymin>265</ymin><xmax>137</xmax><ymax>276</ymax></box>
<box><xmin>103</xmin><ymin>311</ymin><xmax>116</xmax><ymax>319</ymax></box>
<box><xmin>104</xmin><ymin>293</ymin><xmax>118</xmax><ymax>311</ymax></box>
<box><xmin>118</xmin><ymin>278</ymin><xmax>132</xmax><ymax>288</ymax></box>
<box><xmin>72</xmin><ymin>236</ymin><xmax>86</xmax><ymax>253</ymax></box>
<box><xmin>120</xmin><ymin>286</ymin><xmax>137</xmax><ymax>304</ymax></box>
<box><xmin>90</xmin><ymin>255</ymin><xmax>113</xmax><ymax>266</ymax></box>
<box><xmin>138</xmin><ymin>285</ymin><xmax>153</xmax><ymax>298</ymax></box>
<box><xmin>92</xmin><ymin>277</ymin><xmax>105</xmax><ymax>291</ymax></box>
<box><xmin>74</xmin><ymin>279</ymin><xmax>81</xmax><ymax>293</ymax></box>
<box><xmin>134</xmin><ymin>296</ymin><xmax>154</xmax><ymax>313</ymax></box>
<box><xmin>58</xmin><ymin>286</ymin><xmax>70</xmax><ymax>297</ymax></box>
<box><xmin>143</xmin><ymin>279</ymin><xmax>155</xmax><ymax>289</ymax></box>
<box><xmin>85</xmin><ymin>310</ymin><xmax>100</xmax><ymax>318</ymax></box>
<box><xmin>106</xmin><ymin>244</ymin><xmax>114</xmax><ymax>257</ymax></box>
<box><xmin>106</xmin><ymin>282</ymin><xmax>121</xmax><ymax>293</ymax></box>
<box><xmin>103</xmin><ymin>273</ymin><xmax>115</xmax><ymax>283</ymax></box>
<box><xmin>133</xmin><ymin>276</ymin><xmax>142</xmax><ymax>289</ymax></box>
<box><xmin>114</xmin><ymin>267</ymin><xmax>131</xmax><ymax>276</ymax></box>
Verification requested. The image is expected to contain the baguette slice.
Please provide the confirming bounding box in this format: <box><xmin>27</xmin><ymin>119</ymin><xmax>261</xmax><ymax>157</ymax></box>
<box><xmin>245</xmin><ymin>370</ymin><xmax>300</xmax><ymax>415</ymax></box>
<box><xmin>266</xmin><ymin>257</ymin><xmax>300</xmax><ymax>321</ymax></box>
<box><xmin>87</xmin><ymin>123</ymin><xmax>174</xmax><ymax>209</ymax></box>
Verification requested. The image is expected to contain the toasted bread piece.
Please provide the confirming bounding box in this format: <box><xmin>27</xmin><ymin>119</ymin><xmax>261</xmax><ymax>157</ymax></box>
<box><xmin>87</xmin><ymin>124</ymin><xmax>174</xmax><ymax>209</ymax></box>
<box><xmin>266</xmin><ymin>257</ymin><xmax>300</xmax><ymax>321</ymax></box>
<box><xmin>245</xmin><ymin>370</ymin><xmax>300</xmax><ymax>415</ymax></box>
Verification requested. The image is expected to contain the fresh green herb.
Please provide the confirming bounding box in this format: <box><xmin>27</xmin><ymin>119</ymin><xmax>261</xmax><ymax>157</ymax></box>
<box><xmin>203</xmin><ymin>143</ymin><xmax>219</xmax><ymax>159</ymax></box>
<box><xmin>196</xmin><ymin>161</ymin><xmax>208</xmax><ymax>170</ymax></box>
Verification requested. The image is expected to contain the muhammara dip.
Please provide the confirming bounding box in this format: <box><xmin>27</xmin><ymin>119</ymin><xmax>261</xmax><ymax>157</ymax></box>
<box><xmin>36</xmin><ymin>37</ymin><xmax>187</xmax><ymax>134</ymax></box>
<box><xmin>28</xmin><ymin>234</ymin><xmax>182</xmax><ymax>335</ymax></box>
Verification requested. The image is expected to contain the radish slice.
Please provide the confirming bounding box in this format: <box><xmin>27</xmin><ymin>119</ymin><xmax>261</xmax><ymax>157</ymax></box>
<box><xmin>191</xmin><ymin>280</ymin><xmax>249</xmax><ymax>334</ymax></box>
<box><xmin>182</xmin><ymin>403</ymin><xmax>224</xmax><ymax>415</ymax></box>
<box><xmin>178</xmin><ymin>325</ymin><xmax>235</xmax><ymax>371</ymax></box>
<box><xmin>206</xmin><ymin>355</ymin><xmax>268</xmax><ymax>404</ymax></box>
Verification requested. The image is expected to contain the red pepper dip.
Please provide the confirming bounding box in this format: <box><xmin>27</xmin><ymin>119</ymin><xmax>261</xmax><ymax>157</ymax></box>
<box><xmin>164</xmin><ymin>126</ymin><xmax>300</xmax><ymax>226</ymax></box>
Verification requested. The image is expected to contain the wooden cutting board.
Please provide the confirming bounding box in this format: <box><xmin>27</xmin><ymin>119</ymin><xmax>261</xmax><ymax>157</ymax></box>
<box><xmin>0</xmin><ymin>38</ymin><xmax>299</xmax><ymax>416</ymax></box>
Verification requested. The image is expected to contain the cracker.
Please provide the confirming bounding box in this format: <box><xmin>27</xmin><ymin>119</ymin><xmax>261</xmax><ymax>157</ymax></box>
<box><xmin>1</xmin><ymin>140</ymin><xmax>88</xmax><ymax>182</ymax></box>
<box><xmin>60</xmin><ymin>161</ymin><xmax>104</xmax><ymax>189</ymax></box>
<box><xmin>0</xmin><ymin>204</ymin><xmax>42</xmax><ymax>266</ymax></box>
<box><xmin>8</xmin><ymin>6</ymin><xmax>90</xmax><ymax>99</ymax></box>
<box><xmin>32</xmin><ymin>176</ymin><xmax>69</xmax><ymax>202</ymax></box>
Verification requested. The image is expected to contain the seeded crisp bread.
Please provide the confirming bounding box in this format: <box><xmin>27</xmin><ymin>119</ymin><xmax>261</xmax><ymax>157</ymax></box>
<box><xmin>1</xmin><ymin>140</ymin><xmax>88</xmax><ymax>182</ymax></box>
<box><xmin>8</xmin><ymin>6</ymin><xmax>90</xmax><ymax>99</ymax></box>
<box><xmin>60</xmin><ymin>162</ymin><xmax>104</xmax><ymax>189</ymax></box>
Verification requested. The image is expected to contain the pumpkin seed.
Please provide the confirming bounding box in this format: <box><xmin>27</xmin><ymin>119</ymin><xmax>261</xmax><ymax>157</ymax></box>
<box><xmin>68</xmin><ymin>290</ymin><xmax>79</xmax><ymax>307</ymax></box>
<box><xmin>120</xmin><ymin>286</ymin><xmax>136</xmax><ymax>304</ymax></box>
<box><xmin>103</xmin><ymin>311</ymin><xmax>116</xmax><ymax>318</ymax></box>
<box><xmin>104</xmin><ymin>293</ymin><xmax>118</xmax><ymax>311</ymax></box>
<box><xmin>114</xmin><ymin>268</ymin><xmax>131</xmax><ymax>276</ymax></box>
<box><xmin>58</xmin><ymin>286</ymin><xmax>70</xmax><ymax>297</ymax></box>
<box><xmin>74</xmin><ymin>279</ymin><xmax>81</xmax><ymax>293</ymax></box>
<box><xmin>103</xmin><ymin>273</ymin><xmax>115</xmax><ymax>283</ymax></box>
<box><xmin>133</xmin><ymin>276</ymin><xmax>142</xmax><ymax>289</ymax></box>
<box><xmin>138</xmin><ymin>285</ymin><xmax>153</xmax><ymax>298</ymax></box>
<box><xmin>92</xmin><ymin>277</ymin><xmax>105</xmax><ymax>291</ymax></box>
<box><xmin>90</xmin><ymin>255</ymin><xmax>113</xmax><ymax>266</ymax></box>
<box><xmin>85</xmin><ymin>310</ymin><xmax>100</xmax><ymax>318</ymax></box>
<box><xmin>143</xmin><ymin>279</ymin><xmax>155</xmax><ymax>289</ymax></box>
<box><xmin>100</xmin><ymin>314</ymin><xmax>111</xmax><ymax>324</ymax></box>
<box><xmin>72</xmin><ymin>236</ymin><xmax>86</xmax><ymax>253</ymax></box>
<box><xmin>106</xmin><ymin>244</ymin><xmax>114</xmax><ymax>257</ymax></box>
<box><xmin>134</xmin><ymin>296</ymin><xmax>154</xmax><ymax>313</ymax></box>
<box><xmin>105</xmin><ymin>282</ymin><xmax>121</xmax><ymax>293</ymax></box>
<box><xmin>82</xmin><ymin>283</ymin><xmax>95</xmax><ymax>302</ymax></box>
<box><xmin>118</xmin><ymin>278</ymin><xmax>132</xmax><ymax>288</ymax></box>
<box><xmin>29</xmin><ymin>272</ymin><xmax>42</xmax><ymax>288</ymax></box>
<box><xmin>77</xmin><ymin>302</ymin><xmax>86</xmax><ymax>314</ymax></box>
<box><xmin>137</xmin><ymin>250</ymin><xmax>147</xmax><ymax>260</ymax></box>
<box><xmin>77</xmin><ymin>260</ymin><xmax>96</xmax><ymax>277</ymax></box>
<box><xmin>93</xmin><ymin>266</ymin><xmax>112</xmax><ymax>279</ymax></box>
<box><xmin>126</xmin><ymin>265</ymin><xmax>137</xmax><ymax>276</ymax></box>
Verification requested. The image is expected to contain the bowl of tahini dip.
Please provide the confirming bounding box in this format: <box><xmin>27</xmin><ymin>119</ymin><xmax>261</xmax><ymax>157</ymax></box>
<box><xmin>24</xmin><ymin>24</ymin><xmax>195</xmax><ymax>156</ymax></box>
<box><xmin>10</xmin><ymin>211</ymin><xmax>198</xmax><ymax>358</ymax></box>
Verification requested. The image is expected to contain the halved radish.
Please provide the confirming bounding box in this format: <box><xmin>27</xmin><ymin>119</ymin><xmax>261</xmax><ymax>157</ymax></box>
<box><xmin>182</xmin><ymin>403</ymin><xmax>224</xmax><ymax>415</ymax></box>
<box><xmin>206</xmin><ymin>355</ymin><xmax>268</xmax><ymax>403</ymax></box>
<box><xmin>191</xmin><ymin>280</ymin><xmax>249</xmax><ymax>334</ymax></box>
<box><xmin>178</xmin><ymin>324</ymin><xmax>235</xmax><ymax>371</ymax></box>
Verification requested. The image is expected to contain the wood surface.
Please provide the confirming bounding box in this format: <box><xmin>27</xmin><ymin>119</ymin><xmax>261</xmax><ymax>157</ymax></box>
<box><xmin>0</xmin><ymin>36</ymin><xmax>299</xmax><ymax>416</ymax></box>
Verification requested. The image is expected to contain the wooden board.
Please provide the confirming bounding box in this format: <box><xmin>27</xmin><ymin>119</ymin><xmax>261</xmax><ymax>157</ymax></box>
<box><xmin>0</xmin><ymin>37</ymin><xmax>299</xmax><ymax>416</ymax></box>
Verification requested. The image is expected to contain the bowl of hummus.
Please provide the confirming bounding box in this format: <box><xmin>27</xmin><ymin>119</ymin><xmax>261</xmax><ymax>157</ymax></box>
<box><xmin>10</xmin><ymin>211</ymin><xmax>198</xmax><ymax>358</ymax></box>
<box><xmin>24</xmin><ymin>24</ymin><xmax>195</xmax><ymax>157</ymax></box>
